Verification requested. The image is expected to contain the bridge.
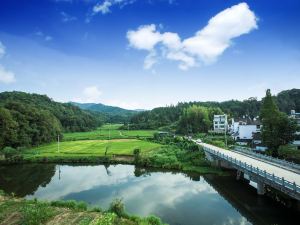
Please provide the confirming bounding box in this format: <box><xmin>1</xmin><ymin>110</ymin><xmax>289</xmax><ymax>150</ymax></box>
<box><xmin>195</xmin><ymin>142</ymin><xmax>300</xmax><ymax>201</ymax></box>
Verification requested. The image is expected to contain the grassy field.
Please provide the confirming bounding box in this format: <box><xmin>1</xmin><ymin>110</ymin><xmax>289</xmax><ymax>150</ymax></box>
<box><xmin>22</xmin><ymin>139</ymin><xmax>161</xmax><ymax>160</ymax></box>
<box><xmin>63</xmin><ymin>124</ymin><xmax>156</xmax><ymax>141</ymax></box>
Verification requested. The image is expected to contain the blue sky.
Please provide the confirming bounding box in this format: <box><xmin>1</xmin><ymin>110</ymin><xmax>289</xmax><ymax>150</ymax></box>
<box><xmin>0</xmin><ymin>0</ymin><xmax>300</xmax><ymax>109</ymax></box>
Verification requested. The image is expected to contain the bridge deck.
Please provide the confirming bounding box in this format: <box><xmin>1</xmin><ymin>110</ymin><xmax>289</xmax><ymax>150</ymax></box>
<box><xmin>200</xmin><ymin>143</ymin><xmax>300</xmax><ymax>185</ymax></box>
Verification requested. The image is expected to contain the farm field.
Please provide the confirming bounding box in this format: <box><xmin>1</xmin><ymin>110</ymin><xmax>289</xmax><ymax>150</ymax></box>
<box><xmin>63</xmin><ymin>124</ymin><xmax>156</xmax><ymax>141</ymax></box>
<box><xmin>23</xmin><ymin>139</ymin><xmax>161</xmax><ymax>159</ymax></box>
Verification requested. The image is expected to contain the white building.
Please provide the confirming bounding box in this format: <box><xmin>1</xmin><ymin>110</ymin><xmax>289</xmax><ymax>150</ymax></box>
<box><xmin>213</xmin><ymin>114</ymin><xmax>228</xmax><ymax>132</ymax></box>
<box><xmin>231</xmin><ymin>117</ymin><xmax>262</xmax><ymax>146</ymax></box>
<box><xmin>290</xmin><ymin>110</ymin><xmax>300</xmax><ymax>149</ymax></box>
<box><xmin>237</xmin><ymin>125</ymin><xmax>258</xmax><ymax>140</ymax></box>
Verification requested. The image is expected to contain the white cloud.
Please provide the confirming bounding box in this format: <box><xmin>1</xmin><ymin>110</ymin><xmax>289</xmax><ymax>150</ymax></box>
<box><xmin>35</xmin><ymin>31</ymin><xmax>53</xmax><ymax>42</ymax></box>
<box><xmin>0</xmin><ymin>65</ymin><xmax>16</xmax><ymax>84</ymax></box>
<box><xmin>61</xmin><ymin>11</ymin><xmax>77</xmax><ymax>22</ymax></box>
<box><xmin>0</xmin><ymin>41</ymin><xmax>16</xmax><ymax>84</ymax></box>
<box><xmin>127</xmin><ymin>2</ymin><xmax>258</xmax><ymax>70</ymax></box>
<box><xmin>127</xmin><ymin>24</ymin><xmax>161</xmax><ymax>50</ymax></box>
<box><xmin>93</xmin><ymin>0</ymin><xmax>135</xmax><ymax>15</ymax></box>
<box><xmin>74</xmin><ymin>86</ymin><xmax>102</xmax><ymax>103</ymax></box>
<box><xmin>0</xmin><ymin>41</ymin><xmax>5</xmax><ymax>58</ymax></box>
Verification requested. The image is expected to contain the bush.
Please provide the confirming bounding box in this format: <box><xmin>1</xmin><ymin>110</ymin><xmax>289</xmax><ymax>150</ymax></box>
<box><xmin>145</xmin><ymin>215</ymin><xmax>164</xmax><ymax>225</ymax></box>
<box><xmin>278</xmin><ymin>145</ymin><xmax>300</xmax><ymax>163</ymax></box>
<box><xmin>133</xmin><ymin>148</ymin><xmax>141</xmax><ymax>162</ymax></box>
<box><xmin>109</xmin><ymin>198</ymin><xmax>126</xmax><ymax>217</ymax></box>
<box><xmin>0</xmin><ymin>189</ymin><xmax>5</xmax><ymax>196</ymax></box>
<box><xmin>1</xmin><ymin>147</ymin><xmax>19</xmax><ymax>159</ymax></box>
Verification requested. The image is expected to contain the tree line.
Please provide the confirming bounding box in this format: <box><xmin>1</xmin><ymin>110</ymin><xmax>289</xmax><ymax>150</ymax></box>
<box><xmin>129</xmin><ymin>89</ymin><xmax>300</xmax><ymax>131</ymax></box>
<box><xmin>0</xmin><ymin>91</ymin><xmax>104</xmax><ymax>150</ymax></box>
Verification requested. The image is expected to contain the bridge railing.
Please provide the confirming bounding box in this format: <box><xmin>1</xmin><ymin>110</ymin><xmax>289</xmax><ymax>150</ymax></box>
<box><xmin>234</xmin><ymin>146</ymin><xmax>300</xmax><ymax>171</ymax></box>
<box><xmin>203</xmin><ymin>146</ymin><xmax>300</xmax><ymax>194</ymax></box>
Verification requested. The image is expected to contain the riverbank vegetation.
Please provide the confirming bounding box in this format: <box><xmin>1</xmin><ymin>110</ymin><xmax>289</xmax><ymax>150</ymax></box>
<box><xmin>0</xmin><ymin>190</ymin><xmax>166</xmax><ymax>225</ymax></box>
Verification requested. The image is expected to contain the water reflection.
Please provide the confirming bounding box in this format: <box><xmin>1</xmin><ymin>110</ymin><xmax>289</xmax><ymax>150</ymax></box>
<box><xmin>0</xmin><ymin>164</ymin><xmax>299</xmax><ymax>225</ymax></box>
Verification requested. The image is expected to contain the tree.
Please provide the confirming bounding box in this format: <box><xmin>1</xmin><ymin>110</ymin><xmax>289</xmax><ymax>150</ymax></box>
<box><xmin>260</xmin><ymin>89</ymin><xmax>297</xmax><ymax>156</ymax></box>
<box><xmin>0</xmin><ymin>107</ymin><xmax>18</xmax><ymax>149</ymax></box>
<box><xmin>177</xmin><ymin>105</ymin><xmax>220</xmax><ymax>134</ymax></box>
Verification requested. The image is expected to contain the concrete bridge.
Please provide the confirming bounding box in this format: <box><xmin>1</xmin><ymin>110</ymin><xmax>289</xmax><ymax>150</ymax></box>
<box><xmin>196</xmin><ymin>142</ymin><xmax>300</xmax><ymax>201</ymax></box>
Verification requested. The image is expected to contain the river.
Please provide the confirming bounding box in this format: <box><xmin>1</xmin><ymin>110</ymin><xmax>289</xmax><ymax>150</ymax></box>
<box><xmin>0</xmin><ymin>164</ymin><xmax>299</xmax><ymax>225</ymax></box>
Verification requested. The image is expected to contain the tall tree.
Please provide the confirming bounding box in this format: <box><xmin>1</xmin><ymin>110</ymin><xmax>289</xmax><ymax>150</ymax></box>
<box><xmin>0</xmin><ymin>107</ymin><xmax>18</xmax><ymax>149</ymax></box>
<box><xmin>260</xmin><ymin>89</ymin><xmax>297</xmax><ymax>156</ymax></box>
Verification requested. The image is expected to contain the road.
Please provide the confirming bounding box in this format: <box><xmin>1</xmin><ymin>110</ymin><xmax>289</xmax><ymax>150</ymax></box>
<box><xmin>198</xmin><ymin>142</ymin><xmax>300</xmax><ymax>185</ymax></box>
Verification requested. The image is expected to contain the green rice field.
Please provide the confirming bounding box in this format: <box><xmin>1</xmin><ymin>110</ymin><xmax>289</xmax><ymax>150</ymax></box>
<box><xmin>63</xmin><ymin>124</ymin><xmax>156</xmax><ymax>141</ymax></box>
<box><xmin>23</xmin><ymin>139</ymin><xmax>161</xmax><ymax>159</ymax></box>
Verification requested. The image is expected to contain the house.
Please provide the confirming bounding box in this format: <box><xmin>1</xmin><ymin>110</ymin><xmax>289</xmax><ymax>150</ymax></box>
<box><xmin>290</xmin><ymin>110</ymin><xmax>300</xmax><ymax>126</ymax></box>
<box><xmin>290</xmin><ymin>110</ymin><xmax>300</xmax><ymax>149</ymax></box>
<box><xmin>231</xmin><ymin>117</ymin><xmax>263</xmax><ymax>147</ymax></box>
<box><xmin>213</xmin><ymin>114</ymin><xmax>228</xmax><ymax>133</ymax></box>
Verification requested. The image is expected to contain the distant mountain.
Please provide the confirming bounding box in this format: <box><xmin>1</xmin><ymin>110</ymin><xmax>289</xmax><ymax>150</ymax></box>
<box><xmin>70</xmin><ymin>102</ymin><xmax>142</xmax><ymax>123</ymax></box>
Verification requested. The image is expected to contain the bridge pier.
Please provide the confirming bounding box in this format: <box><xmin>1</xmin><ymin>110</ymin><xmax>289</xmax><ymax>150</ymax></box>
<box><xmin>257</xmin><ymin>181</ymin><xmax>265</xmax><ymax>195</ymax></box>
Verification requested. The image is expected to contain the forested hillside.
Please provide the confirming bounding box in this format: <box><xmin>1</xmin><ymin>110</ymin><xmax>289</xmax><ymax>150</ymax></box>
<box><xmin>130</xmin><ymin>89</ymin><xmax>300</xmax><ymax>130</ymax></box>
<box><xmin>71</xmin><ymin>102</ymin><xmax>139</xmax><ymax>123</ymax></box>
<box><xmin>0</xmin><ymin>92</ymin><xmax>103</xmax><ymax>149</ymax></box>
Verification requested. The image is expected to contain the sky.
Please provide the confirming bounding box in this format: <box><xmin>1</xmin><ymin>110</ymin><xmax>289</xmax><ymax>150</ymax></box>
<box><xmin>0</xmin><ymin>0</ymin><xmax>300</xmax><ymax>109</ymax></box>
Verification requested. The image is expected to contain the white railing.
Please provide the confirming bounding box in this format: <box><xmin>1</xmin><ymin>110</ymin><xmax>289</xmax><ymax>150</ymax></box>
<box><xmin>203</xmin><ymin>146</ymin><xmax>300</xmax><ymax>194</ymax></box>
<box><xmin>234</xmin><ymin>146</ymin><xmax>300</xmax><ymax>171</ymax></box>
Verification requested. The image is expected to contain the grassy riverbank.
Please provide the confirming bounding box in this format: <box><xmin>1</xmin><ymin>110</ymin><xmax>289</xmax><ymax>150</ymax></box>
<box><xmin>0</xmin><ymin>191</ymin><xmax>166</xmax><ymax>225</ymax></box>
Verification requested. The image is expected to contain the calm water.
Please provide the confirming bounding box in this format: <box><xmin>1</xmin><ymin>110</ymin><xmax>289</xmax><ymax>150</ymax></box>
<box><xmin>0</xmin><ymin>164</ymin><xmax>299</xmax><ymax>225</ymax></box>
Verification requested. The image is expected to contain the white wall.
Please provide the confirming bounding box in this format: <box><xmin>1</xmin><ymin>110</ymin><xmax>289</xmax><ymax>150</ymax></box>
<box><xmin>238</xmin><ymin>125</ymin><xmax>257</xmax><ymax>139</ymax></box>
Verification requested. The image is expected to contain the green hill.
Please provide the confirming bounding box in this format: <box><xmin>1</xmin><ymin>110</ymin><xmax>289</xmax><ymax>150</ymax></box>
<box><xmin>71</xmin><ymin>102</ymin><xmax>140</xmax><ymax>123</ymax></box>
<box><xmin>0</xmin><ymin>91</ymin><xmax>103</xmax><ymax>149</ymax></box>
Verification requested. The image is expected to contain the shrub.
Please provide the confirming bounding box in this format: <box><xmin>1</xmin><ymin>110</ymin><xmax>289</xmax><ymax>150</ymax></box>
<box><xmin>109</xmin><ymin>198</ymin><xmax>126</xmax><ymax>217</ymax></box>
<box><xmin>145</xmin><ymin>215</ymin><xmax>164</xmax><ymax>225</ymax></box>
<box><xmin>1</xmin><ymin>147</ymin><xmax>19</xmax><ymax>159</ymax></box>
<box><xmin>278</xmin><ymin>145</ymin><xmax>300</xmax><ymax>163</ymax></box>
<box><xmin>0</xmin><ymin>189</ymin><xmax>5</xmax><ymax>196</ymax></box>
<box><xmin>133</xmin><ymin>148</ymin><xmax>141</xmax><ymax>162</ymax></box>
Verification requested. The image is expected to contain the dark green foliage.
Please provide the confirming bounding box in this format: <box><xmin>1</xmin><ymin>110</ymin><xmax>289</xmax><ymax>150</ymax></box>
<box><xmin>276</xmin><ymin>89</ymin><xmax>300</xmax><ymax>113</ymax></box>
<box><xmin>0</xmin><ymin>91</ymin><xmax>103</xmax><ymax>149</ymax></box>
<box><xmin>145</xmin><ymin>215</ymin><xmax>164</xmax><ymax>225</ymax></box>
<box><xmin>1</xmin><ymin>147</ymin><xmax>19</xmax><ymax>159</ymax></box>
<box><xmin>260</xmin><ymin>90</ymin><xmax>297</xmax><ymax>156</ymax></box>
<box><xmin>133</xmin><ymin>148</ymin><xmax>141</xmax><ymax>162</ymax></box>
<box><xmin>278</xmin><ymin>145</ymin><xmax>300</xmax><ymax>163</ymax></box>
<box><xmin>177</xmin><ymin>105</ymin><xmax>222</xmax><ymax>134</ymax></box>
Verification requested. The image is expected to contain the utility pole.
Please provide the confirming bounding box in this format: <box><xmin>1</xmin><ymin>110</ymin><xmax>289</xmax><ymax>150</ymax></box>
<box><xmin>109</xmin><ymin>123</ymin><xmax>111</xmax><ymax>140</ymax></box>
<box><xmin>57</xmin><ymin>134</ymin><xmax>60</xmax><ymax>153</ymax></box>
<box><xmin>224</xmin><ymin>115</ymin><xmax>228</xmax><ymax>148</ymax></box>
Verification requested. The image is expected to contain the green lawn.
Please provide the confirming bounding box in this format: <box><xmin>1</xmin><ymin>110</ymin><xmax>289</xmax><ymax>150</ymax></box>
<box><xmin>63</xmin><ymin>124</ymin><xmax>156</xmax><ymax>141</ymax></box>
<box><xmin>23</xmin><ymin>139</ymin><xmax>161</xmax><ymax>159</ymax></box>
